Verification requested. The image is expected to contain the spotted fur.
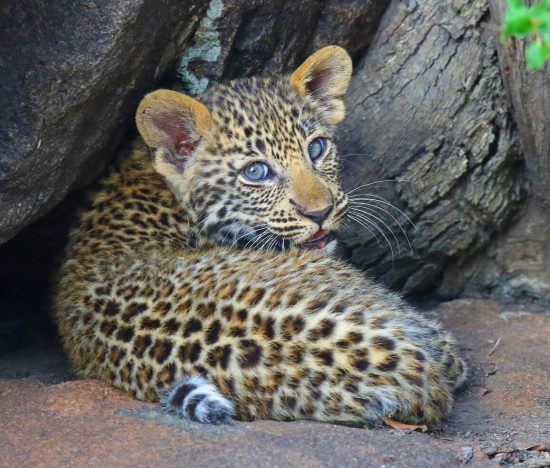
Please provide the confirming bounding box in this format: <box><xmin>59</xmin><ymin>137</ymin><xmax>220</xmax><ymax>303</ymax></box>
<box><xmin>54</xmin><ymin>46</ymin><xmax>466</xmax><ymax>426</ymax></box>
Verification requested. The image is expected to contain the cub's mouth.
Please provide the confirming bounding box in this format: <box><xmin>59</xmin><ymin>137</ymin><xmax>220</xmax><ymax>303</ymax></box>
<box><xmin>225</xmin><ymin>226</ymin><xmax>336</xmax><ymax>252</ymax></box>
<box><xmin>298</xmin><ymin>229</ymin><xmax>335</xmax><ymax>250</ymax></box>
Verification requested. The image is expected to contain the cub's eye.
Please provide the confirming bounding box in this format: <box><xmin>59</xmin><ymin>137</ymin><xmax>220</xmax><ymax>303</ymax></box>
<box><xmin>242</xmin><ymin>162</ymin><xmax>271</xmax><ymax>182</ymax></box>
<box><xmin>308</xmin><ymin>137</ymin><xmax>328</xmax><ymax>161</ymax></box>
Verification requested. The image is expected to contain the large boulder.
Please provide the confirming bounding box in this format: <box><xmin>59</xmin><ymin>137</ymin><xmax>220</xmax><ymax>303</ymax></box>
<box><xmin>0</xmin><ymin>0</ymin><xmax>208</xmax><ymax>244</ymax></box>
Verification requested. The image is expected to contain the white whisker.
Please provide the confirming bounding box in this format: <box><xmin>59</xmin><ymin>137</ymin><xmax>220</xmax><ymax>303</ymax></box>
<box><xmin>350</xmin><ymin>207</ymin><xmax>401</xmax><ymax>257</ymax></box>
<box><xmin>345</xmin><ymin>179</ymin><xmax>413</xmax><ymax>196</ymax></box>
<box><xmin>247</xmin><ymin>230</ymin><xmax>271</xmax><ymax>250</ymax></box>
<box><xmin>349</xmin><ymin>206</ymin><xmax>402</xmax><ymax>256</ymax></box>
<box><xmin>257</xmin><ymin>232</ymin><xmax>275</xmax><ymax>251</ymax></box>
<box><xmin>348</xmin><ymin>194</ymin><xmax>417</xmax><ymax>230</ymax></box>
<box><xmin>230</xmin><ymin>225</ymin><xmax>267</xmax><ymax>249</ymax></box>
<box><xmin>345</xmin><ymin>212</ymin><xmax>382</xmax><ymax>247</ymax></box>
<box><xmin>349</xmin><ymin>200</ymin><xmax>413</xmax><ymax>252</ymax></box>
<box><xmin>348</xmin><ymin>208</ymin><xmax>395</xmax><ymax>264</ymax></box>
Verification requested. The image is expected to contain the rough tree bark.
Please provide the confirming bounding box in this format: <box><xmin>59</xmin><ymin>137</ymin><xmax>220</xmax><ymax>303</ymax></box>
<box><xmin>441</xmin><ymin>0</ymin><xmax>550</xmax><ymax>301</ymax></box>
<box><xmin>337</xmin><ymin>0</ymin><xmax>525</xmax><ymax>294</ymax></box>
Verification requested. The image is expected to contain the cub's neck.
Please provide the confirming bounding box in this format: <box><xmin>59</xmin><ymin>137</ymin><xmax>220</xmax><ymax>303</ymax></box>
<box><xmin>70</xmin><ymin>140</ymin><xmax>204</xmax><ymax>261</ymax></box>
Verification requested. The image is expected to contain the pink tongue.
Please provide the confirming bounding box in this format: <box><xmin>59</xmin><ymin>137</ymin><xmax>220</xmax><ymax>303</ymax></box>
<box><xmin>316</xmin><ymin>239</ymin><xmax>328</xmax><ymax>249</ymax></box>
<box><xmin>306</xmin><ymin>229</ymin><xmax>326</xmax><ymax>243</ymax></box>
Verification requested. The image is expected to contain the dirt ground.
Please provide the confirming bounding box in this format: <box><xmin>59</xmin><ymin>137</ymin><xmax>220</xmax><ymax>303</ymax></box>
<box><xmin>0</xmin><ymin>299</ymin><xmax>548</xmax><ymax>467</ymax></box>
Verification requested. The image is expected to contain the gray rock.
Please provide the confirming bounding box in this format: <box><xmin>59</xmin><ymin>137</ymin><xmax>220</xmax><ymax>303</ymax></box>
<box><xmin>0</xmin><ymin>0</ymin><xmax>208</xmax><ymax>244</ymax></box>
<box><xmin>457</xmin><ymin>446</ymin><xmax>474</xmax><ymax>463</ymax></box>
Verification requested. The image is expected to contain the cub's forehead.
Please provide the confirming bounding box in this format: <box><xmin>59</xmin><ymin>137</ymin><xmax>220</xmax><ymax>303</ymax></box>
<box><xmin>206</xmin><ymin>77</ymin><xmax>298</xmax><ymax>115</ymax></box>
<box><xmin>204</xmin><ymin>77</ymin><xmax>318</xmax><ymax>139</ymax></box>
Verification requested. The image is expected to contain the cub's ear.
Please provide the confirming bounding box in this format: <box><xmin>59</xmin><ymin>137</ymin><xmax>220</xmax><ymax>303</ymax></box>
<box><xmin>290</xmin><ymin>46</ymin><xmax>352</xmax><ymax>124</ymax></box>
<box><xmin>136</xmin><ymin>90</ymin><xmax>212</xmax><ymax>175</ymax></box>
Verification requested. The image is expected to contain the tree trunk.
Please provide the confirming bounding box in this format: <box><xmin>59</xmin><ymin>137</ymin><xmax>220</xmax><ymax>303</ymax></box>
<box><xmin>439</xmin><ymin>0</ymin><xmax>550</xmax><ymax>302</ymax></box>
<box><xmin>337</xmin><ymin>0</ymin><xmax>525</xmax><ymax>294</ymax></box>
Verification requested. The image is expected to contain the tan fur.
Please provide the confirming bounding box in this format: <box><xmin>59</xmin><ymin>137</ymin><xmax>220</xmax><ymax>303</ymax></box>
<box><xmin>136</xmin><ymin>89</ymin><xmax>213</xmax><ymax>146</ymax></box>
<box><xmin>289</xmin><ymin>160</ymin><xmax>333</xmax><ymax>213</ymax></box>
<box><xmin>54</xmin><ymin>47</ymin><xmax>466</xmax><ymax>426</ymax></box>
<box><xmin>290</xmin><ymin>46</ymin><xmax>352</xmax><ymax>124</ymax></box>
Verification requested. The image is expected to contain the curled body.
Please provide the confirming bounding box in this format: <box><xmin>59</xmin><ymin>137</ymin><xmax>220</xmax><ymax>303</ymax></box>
<box><xmin>54</xmin><ymin>46</ymin><xmax>465</xmax><ymax>426</ymax></box>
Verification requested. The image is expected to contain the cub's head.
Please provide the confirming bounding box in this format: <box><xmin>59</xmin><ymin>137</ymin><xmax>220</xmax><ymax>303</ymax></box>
<box><xmin>136</xmin><ymin>46</ymin><xmax>352</xmax><ymax>253</ymax></box>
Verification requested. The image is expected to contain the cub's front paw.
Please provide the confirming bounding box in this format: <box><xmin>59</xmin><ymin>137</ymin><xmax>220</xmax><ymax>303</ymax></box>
<box><xmin>162</xmin><ymin>376</ymin><xmax>234</xmax><ymax>424</ymax></box>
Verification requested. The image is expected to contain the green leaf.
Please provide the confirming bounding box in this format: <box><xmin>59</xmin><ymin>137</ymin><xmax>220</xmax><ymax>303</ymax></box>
<box><xmin>501</xmin><ymin>0</ymin><xmax>550</xmax><ymax>70</ymax></box>
<box><xmin>502</xmin><ymin>8</ymin><xmax>535</xmax><ymax>39</ymax></box>
<box><xmin>533</xmin><ymin>12</ymin><xmax>550</xmax><ymax>32</ymax></box>
<box><xmin>526</xmin><ymin>39</ymin><xmax>550</xmax><ymax>68</ymax></box>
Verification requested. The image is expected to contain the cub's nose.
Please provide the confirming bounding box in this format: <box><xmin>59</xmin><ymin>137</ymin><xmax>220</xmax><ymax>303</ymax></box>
<box><xmin>295</xmin><ymin>203</ymin><xmax>333</xmax><ymax>225</ymax></box>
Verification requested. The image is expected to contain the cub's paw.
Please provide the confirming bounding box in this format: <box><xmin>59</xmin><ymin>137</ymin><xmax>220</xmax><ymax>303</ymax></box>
<box><xmin>162</xmin><ymin>376</ymin><xmax>234</xmax><ymax>424</ymax></box>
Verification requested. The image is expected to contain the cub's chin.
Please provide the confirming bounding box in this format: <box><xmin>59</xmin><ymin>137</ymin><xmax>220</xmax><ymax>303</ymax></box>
<box><xmin>320</xmin><ymin>239</ymin><xmax>338</xmax><ymax>254</ymax></box>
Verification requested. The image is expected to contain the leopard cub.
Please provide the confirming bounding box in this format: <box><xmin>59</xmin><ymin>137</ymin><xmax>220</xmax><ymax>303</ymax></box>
<box><xmin>54</xmin><ymin>46</ymin><xmax>466</xmax><ymax>426</ymax></box>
